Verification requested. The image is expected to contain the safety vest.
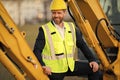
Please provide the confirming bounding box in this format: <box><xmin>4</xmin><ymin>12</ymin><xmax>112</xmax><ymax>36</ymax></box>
<box><xmin>41</xmin><ymin>21</ymin><xmax>76</xmax><ymax>73</ymax></box>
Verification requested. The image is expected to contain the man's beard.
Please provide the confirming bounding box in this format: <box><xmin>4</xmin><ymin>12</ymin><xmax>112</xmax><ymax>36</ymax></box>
<box><xmin>53</xmin><ymin>18</ymin><xmax>63</xmax><ymax>25</ymax></box>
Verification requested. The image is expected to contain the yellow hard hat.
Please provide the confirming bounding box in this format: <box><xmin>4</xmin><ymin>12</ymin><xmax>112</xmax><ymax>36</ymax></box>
<box><xmin>50</xmin><ymin>0</ymin><xmax>67</xmax><ymax>10</ymax></box>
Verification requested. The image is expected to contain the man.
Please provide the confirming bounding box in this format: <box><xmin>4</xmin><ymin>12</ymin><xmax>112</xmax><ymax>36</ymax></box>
<box><xmin>33</xmin><ymin>0</ymin><xmax>102</xmax><ymax>80</ymax></box>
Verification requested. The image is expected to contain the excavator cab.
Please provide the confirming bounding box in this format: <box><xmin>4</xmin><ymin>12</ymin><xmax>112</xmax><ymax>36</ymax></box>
<box><xmin>101</xmin><ymin>0</ymin><xmax>120</xmax><ymax>36</ymax></box>
<box><xmin>101</xmin><ymin>0</ymin><xmax>120</xmax><ymax>25</ymax></box>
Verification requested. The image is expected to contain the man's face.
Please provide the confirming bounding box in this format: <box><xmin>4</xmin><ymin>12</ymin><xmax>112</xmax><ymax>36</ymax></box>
<box><xmin>51</xmin><ymin>10</ymin><xmax>66</xmax><ymax>25</ymax></box>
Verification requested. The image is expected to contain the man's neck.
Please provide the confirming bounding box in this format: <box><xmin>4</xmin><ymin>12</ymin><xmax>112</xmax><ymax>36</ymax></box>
<box><xmin>53</xmin><ymin>21</ymin><xmax>64</xmax><ymax>28</ymax></box>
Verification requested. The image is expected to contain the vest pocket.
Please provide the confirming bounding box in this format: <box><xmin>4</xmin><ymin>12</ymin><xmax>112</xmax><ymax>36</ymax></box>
<box><xmin>55</xmin><ymin>53</ymin><xmax>64</xmax><ymax>56</ymax></box>
<box><xmin>54</xmin><ymin>42</ymin><xmax>64</xmax><ymax>54</ymax></box>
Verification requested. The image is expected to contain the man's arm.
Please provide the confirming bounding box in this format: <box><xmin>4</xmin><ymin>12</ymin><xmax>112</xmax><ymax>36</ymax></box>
<box><xmin>33</xmin><ymin>27</ymin><xmax>52</xmax><ymax>75</ymax></box>
<box><xmin>33</xmin><ymin>27</ymin><xmax>45</xmax><ymax>66</ymax></box>
<box><xmin>75</xmin><ymin>28</ymin><xmax>99</xmax><ymax>72</ymax></box>
<box><xmin>75</xmin><ymin>27</ymin><xmax>96</xmax><ymax>62</ymax></box>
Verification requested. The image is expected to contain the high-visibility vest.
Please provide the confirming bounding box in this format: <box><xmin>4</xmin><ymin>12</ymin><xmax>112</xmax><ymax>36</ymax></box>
<box><xmin>41</xmin><ymin>21</ymin><xmax>76</xmax><ymax>73</ymax></box>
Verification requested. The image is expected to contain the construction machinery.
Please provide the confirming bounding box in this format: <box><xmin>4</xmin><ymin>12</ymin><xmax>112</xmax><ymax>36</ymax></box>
<box><xmin>0</xmin><ymin>0</ymin><xmax>120</xmax><ymax>80</ymax></box>
<box><xmin>66</xmin><ymin>0</ymin><xmax>120</xmax><ymax>80</ymax></box>
<box><xmin>0</xmin><ymin>1</ymin><xmax>49</xmax><ymax>80</ymax></box>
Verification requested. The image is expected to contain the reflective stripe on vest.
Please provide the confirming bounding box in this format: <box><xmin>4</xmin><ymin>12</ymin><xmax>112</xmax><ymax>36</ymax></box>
<box><xmin>43</xmin><ymin>22</ymin><xmax>75</xmax><ymax>60</ymax></box>
<box><xmin>44</xmin><ymin>24</ymin><xmax>56</xmax><ymax>59</ymax></box>
<box><xmin>42</xmin><ymin>53</ymin><xmax>73</xmax><ymax>60</ymax></box>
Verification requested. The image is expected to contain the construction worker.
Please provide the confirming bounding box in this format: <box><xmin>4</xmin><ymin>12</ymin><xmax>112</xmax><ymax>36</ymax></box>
<box><xmin>33</xmin><ymin>0</ymin><xmax>102</xmax><ymax>80</ymax></box>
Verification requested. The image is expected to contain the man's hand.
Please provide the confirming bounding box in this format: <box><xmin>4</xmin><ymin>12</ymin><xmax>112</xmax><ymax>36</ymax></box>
<box><xmin>42</xmin><ymin>66</ymin><xmax>52</xmax><ymax>75</ymax></box>
<box><xmin>89</xmin><ymin>61</ymin><xmax>99</xmax><ymax>72</ymax></box>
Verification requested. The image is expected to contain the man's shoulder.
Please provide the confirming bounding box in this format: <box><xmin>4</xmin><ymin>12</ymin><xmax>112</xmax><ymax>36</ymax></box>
<box><xmin>64</xmin><ymin>21</ymin><xmax>73</xmax><ymax>24</ymax></box>
<box><xmin>64</xmin><ymin>21</ymin><xmax>75</xmax><ymax>26</ymax></box>
<box><xmin>42</xmin><ymin>21</ymin><xmax>51</xmax><ymax>26</ymax></box>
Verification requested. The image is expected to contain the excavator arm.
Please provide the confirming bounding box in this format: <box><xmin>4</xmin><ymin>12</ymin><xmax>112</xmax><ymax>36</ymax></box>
<box><xmin>0</xmin><ymin>1</ymin><xmax>49</xmax><ymax>80</ymax></box>
<box><xmin>65</xmin><ymin>0</ymin><xmax>120</xmax><ymax>80</ymax></box>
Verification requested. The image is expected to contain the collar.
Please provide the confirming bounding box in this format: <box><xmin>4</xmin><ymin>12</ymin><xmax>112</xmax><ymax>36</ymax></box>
<box><xmin>51</xmin><ymin>21</ymin><xmax>65</xmax><ymax>29</ymax></box>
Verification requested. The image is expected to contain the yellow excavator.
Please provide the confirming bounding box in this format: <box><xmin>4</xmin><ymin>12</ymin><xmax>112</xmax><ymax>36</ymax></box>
<box><xmin>66</xmin><ymin>0</ymin><xmax>120</xmax><ymax>80</ymax></box>
<box><xmin>0</xmin><ymin>0</ymin><xmax>120</xmax><ymax>80</ymax></box>
<box><xmin>0</xmin><ymin>1</ymin><xmax>49</xmax><ymax>80</ymax></box>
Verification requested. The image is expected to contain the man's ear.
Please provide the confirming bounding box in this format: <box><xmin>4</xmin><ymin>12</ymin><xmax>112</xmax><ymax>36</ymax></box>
<box><xmin>63</xmin><ymin>10</ymin><xmax>67</xmax><ymax>15</ymax></box>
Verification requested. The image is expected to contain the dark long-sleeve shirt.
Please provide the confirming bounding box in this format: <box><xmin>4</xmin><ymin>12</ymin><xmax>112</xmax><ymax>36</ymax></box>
<box><xmin>33</xmin><ymin>22</ymin><xmax>96</xmax><ymax>66</ymax></box>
